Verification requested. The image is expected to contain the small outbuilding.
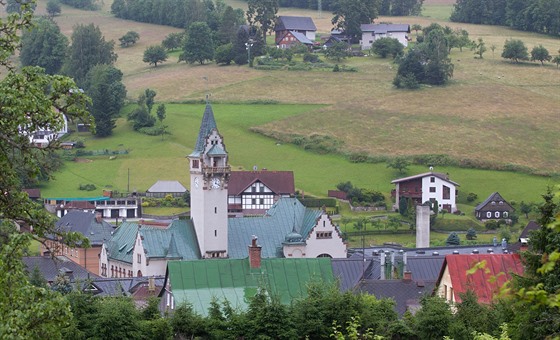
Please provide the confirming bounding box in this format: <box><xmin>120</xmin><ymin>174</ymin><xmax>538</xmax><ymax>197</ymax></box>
<box><xmin>146</xmin><ymin>180</ymin><xmax>187</xmax><ymax>198</ymax></box>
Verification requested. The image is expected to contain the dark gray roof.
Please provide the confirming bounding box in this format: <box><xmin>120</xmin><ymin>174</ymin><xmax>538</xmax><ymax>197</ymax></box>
<box><xmin>357</xmin><ymin>279</ymin><xmax>435</xmax><ymax>315</ymax></box>
<box><xmin>332</xmin><ymin>258</ymin><xmax>372</xmax><ymax>291</ymax></box>
<box><xmin>190</xmin><ymin>104</ymin><xmax>218</xmax><ymax>157</ymax></box>
<box><xmin>84</xmin><ymin>276</ymin><xmax>165</xmax><ymax>297</ymax></box>
<box><xmin>54</xmin><ymin>210</ymin><xmax>115</xmax><ymax>246</ymax></box>
<box><xmin>520</xmin><ymin>220</ymin><xmax>540</xmax><ymax>239</ymax></box>
<box><xmin>360</xmin><ymin>24</ymin><xmax>410</xmax><ymax>33</ymax></box>
<box><xmin>289</xmin><ymin>31</ymin><xmax>313</xmax><ymax>45</ymax></box>
<box><xmin>475</xmin><ymin>192</ymin><xmax>513</xmax><ymax>212</ymax></box>
<box><xmin>407</xmin><ymin>256</ymin><xmax>445</xmax><ymax>281</ymax></box>
<box><xmin>147</xmin><ymin>180</ymin><xmax>187</xmax><ymax>193</ymax></box>
<box><xmin>391</xmin><ymin>171</ymin><xmax>459</xmax><ymax>186</ymax></box>
<box><xmin>23</xmin><ymin>256</ymin><xmax>97</xmax><ymax>283</ymax></box>
<box><xmin>275</xmin><ymin>16</ymin><xmax>316</xmax><ymax>32</ymax></box>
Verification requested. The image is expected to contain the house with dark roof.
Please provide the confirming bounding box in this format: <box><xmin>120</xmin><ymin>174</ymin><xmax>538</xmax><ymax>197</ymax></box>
<box><xmin>360</xmin><ymin>24</ymin><xmax>410</xmax><ymax>50</ymax></box>
<box><xmin>275</xmin><ymin>16</ymin><xmax>317</xmax><ymax>45</ymax></box>
<box><xmin>475</xmin><ymin>192</ymin><xmax>514</xmax><ymax>221</ymax></box>
<box><xmin>83</xmin><ymin>276</ymin><xmax>165</xmax><ymax>307</ymax></box>
<box><xmin>23</xmin><ymin>255</ymin><xmax>97</xmax><ymax>284</ymax></box>
<box><xmin>146</xmin><ymin>180</ymin><xmax>188</xmax><ymax>198</ymax></box>
<box><xmin>41</xmin><ymin>210</ymin><xmax>115</xmax><ymax>275</ymax></box>
<box><xmin>391</xmin><ymin>169</ymin><xmax>459</xmax><ymax>213</ymax></box>
<box><xmin>228</xmin><ymin>170</ymin><xmax>294</xmax><ymax>215</ymax></box>
<box><xmin>56</xmin><ymin>200</ymin><xmax>96</xmax><ymax>218</ymax></box>
<box><xmin>22</xmin><ymin>188</ymin><xmax>41</xmax><ymax>201</ymax></box>
<box><xmin>159</xmin><ymin>242</ymin><xmax>334</xmax><ymax>316</ymax></box>
<box><xmin>435</xmin><ymin>254</ymin><xmax>524</xmax><ymax>304</ymax></box>
<box><xmin>276</xmin><ymin>30</ymin><xmax>314</xmax><ymax>49</ymax></box>
<box><xmin>358</xmin><ymin>278</ymin><xmax>435</xmax><ymax>315</ymax></box>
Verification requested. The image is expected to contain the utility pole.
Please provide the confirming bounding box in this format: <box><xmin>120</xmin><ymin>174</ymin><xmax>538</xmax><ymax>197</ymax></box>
<box><xmin>127</xmin><ymin>168</ymin><xmax>130</xmax><ymax>193</ymax></box>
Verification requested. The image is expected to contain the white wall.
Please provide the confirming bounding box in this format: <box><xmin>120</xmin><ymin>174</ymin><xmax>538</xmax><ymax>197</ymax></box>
<box><xmin>421</xmin><ymin>176</ymin><xmax>457</xmax><ymax>212</ymax></box>
<box><xmin>360</xmin><ymin>31</ymin><xmax>409</xmax><ymax>50</ymax></box>
<box><xmin>304</xmin><ymin>214</ymin><xmax>347</xmax><ymax>258</ymax></box>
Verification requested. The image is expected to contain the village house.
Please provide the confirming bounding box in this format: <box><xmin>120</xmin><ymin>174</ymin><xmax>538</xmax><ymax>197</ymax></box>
<box><xmin>360</xmin><ymin>24</ymin><xmax>410</xmax><ymax>50</ymax></box>
<box><xmin>435</xmin><ymin>254</ymin><xmax>524</xmax><ymax>304</ymax></box>
<box><xmin>391</xmin><ymin>170</ymin><xmax>459</xmax><ymax>213</ymax></box>
<box><xmin>474</xmin><ymin>192</ymin><xmax>514</xmax><ymax>220</ymax></box>
<box><xmin>228</xmin><ymin>169</ymin><xmax>294</xmax><ymax>216</ymax></box>
<box><xmin>45</xmin><ymin>196</ymin><xmax>141</xmax><ymax>219</ymax></box>
<box><xmin>274</xmin><ymin>16</ymin><xmax>316</xmax><ymax>45</ymax></box>
<box><xmin>276</xmin><ymin>30</ymin><xmax>314</xmax><ymax>49</ymax></box>
<box><xmin>41</xmin><ymin>210</ymin><xmax>115</xmax><ymax>275</ymax></box>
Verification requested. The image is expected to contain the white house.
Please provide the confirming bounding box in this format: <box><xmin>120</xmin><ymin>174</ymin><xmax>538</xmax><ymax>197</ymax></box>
<box><xmin>391</xmin><ymin>170</ymin><xmax>459</xmax><ymax>213</ymax></box>
<box><xmin>360</xmin><ymin>24</ymin><xmax>410</xmax><ymax>50</ymax></box>
<box><xmin>26</xmin><ymin>111</ymin><xmax>68</xmax><ymax>147</ymax></box>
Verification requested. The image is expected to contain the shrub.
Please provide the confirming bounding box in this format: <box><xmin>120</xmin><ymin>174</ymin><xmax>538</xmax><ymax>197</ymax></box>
<box><xmin>446</xmin><ymin>232</ymin><xmax>461</xmax><ymax>245</ymax></box>
<box><xmin>485</xmin><ymin>220</ymin><xmax>499</xmax><ymax>230</ymax></box>
<box><xmin>79</xmin><ymin>183</ymin><xmax>96</xmax><ymax>191</ymax></box>
<box><xmin>303</xmin><ymin>53</ymin><xmax>320</xmax><ymax>63</ymax></box>
<box><xmin>466</xmin><ymin>192</ymin><xmax>478</xmax><ymax>202</ymax></box>
<box><xmin>466</xmin><ymin>228</ymin><xmax>477</xmax><ymax>240</ymax></box>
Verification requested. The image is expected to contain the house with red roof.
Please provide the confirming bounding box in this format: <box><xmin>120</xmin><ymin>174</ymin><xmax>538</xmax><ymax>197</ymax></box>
<box><xmin>228</xmin><ymin>170</ymin><xmax>295</xmax><ymax>216</ymax></box>
<box><xmin>435</xmin><ymin>254</ymin><xmax>524</xmax><ymax>304</ymax></box>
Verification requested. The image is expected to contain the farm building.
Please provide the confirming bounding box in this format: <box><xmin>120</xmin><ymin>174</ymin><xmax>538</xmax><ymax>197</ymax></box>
<box><xmin>360</xmin><ymin>24</ymin><xmax>410</xmax><ymax>50</ymax></box>
<box><xmin>474</xmin><ymin>192</ymin><xmax>514</xmax><ymax>220</ymax></box>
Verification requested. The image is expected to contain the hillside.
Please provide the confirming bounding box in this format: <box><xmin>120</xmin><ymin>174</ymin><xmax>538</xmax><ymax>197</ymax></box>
<box><xmin>28</xmin><ymin>0</ymin><xmax>560</xmax><ymax>188</ymax></box>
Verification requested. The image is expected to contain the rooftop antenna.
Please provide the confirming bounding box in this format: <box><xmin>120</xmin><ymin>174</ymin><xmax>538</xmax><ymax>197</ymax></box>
<box><xmin>203</xmin><ymin>76</ymin><xmax>210</xmax><ymax>104</ymax></box>
<box><xmin>318</xmin><ymin>0</ymin><xmax>322</xmax><ymax>19</ymax></box>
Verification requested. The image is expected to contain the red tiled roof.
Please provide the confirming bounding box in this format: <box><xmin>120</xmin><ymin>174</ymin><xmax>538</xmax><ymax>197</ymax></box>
<box><xmin>438</xmin><ymin>254</ymin><xmax>524</xmax><ymax>304</ymax></box>
<box><xmin>228</xmin><ymin>171</ymin><xmax>295</xmax><ymax>196</ymax></box>
<box><xmin>62</xmin><ymin>201</ymin><xmax>96</xmax><ymax>210</ymax></box>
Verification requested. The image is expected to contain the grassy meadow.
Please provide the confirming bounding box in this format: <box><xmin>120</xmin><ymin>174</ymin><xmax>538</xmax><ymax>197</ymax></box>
<box><xmin>26</xmin><ymin>0</ymin><xmax>560</xmax><ymax>223</ymax></box>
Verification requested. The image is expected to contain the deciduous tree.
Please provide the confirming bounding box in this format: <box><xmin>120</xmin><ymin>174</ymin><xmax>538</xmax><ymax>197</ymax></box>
<box><xmin>162</xmin><ymin>32</ymin><xmax>184</xmax><ymax>51</ymax></box>
<box><xmin>331</xmin><ymin>0</ymin><xmax>379</xmax><ymax>42</ymax></box>
<box><xmin>143</xmin><ymin>45</ymin><xmax>168</xmax><ymax>67</ymax></box>
<box><xmin>179</xmin><ymin>21</ymin><xmax>214</xmax><ymax>64</ymax></box>
<box><xmin>46</xmin><ymin>0</ymin><xmax>61</xmax><ymax>17</ymax></box>
<box><xmin>501</xmin><ymin>39</ymin><xmax>529</xmax><ymax>63</ymax></box>
<box><xmin>246</xmin><ymin>0</ymin><xmax>278</xmax><ymax>43</ymax></box>
<box><xmin>530</xmin><ymin>44</ymin><xmax>551</xmax><ymax>65</ymax></box>
<box><xmin>119</xmin><ymin>31</ymin><xmax>140</xmax><ymax>47</ymax></box>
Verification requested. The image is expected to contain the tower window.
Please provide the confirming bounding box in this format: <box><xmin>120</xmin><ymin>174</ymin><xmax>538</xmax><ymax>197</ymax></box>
<box><xmin>214</xmin><ymin>230</ymin><xmax>217</xmax><ymax>237</ymax></box>
<box><xmin>214</xmin><ymin>207</ymin><xmax>217</xmax><ymax>214</ymax></box>
<box><xmin>192</xmin><ymin>160</ymin><xmax>199</xmax><ymax>168</ymax></box>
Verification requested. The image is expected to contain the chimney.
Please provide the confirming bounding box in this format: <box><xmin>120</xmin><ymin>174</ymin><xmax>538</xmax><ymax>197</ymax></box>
<box><xmin>95</xmin><ymin>212</ymin><xmax>103</xmax><ymax>223</ymax></box>
<box><xmin>248</xmin><ymin>235</ymin><xmax>262</xmax><ymax>269</ymax></box>
<box><xmin>380</xmin><ymin>252</ymin><xmax>386</xmax><ymax>280</ymax></box>
<box><xmin>403</xmin><ymin>271</ymin><xmax>412</xmax><ymax>282</ymax></box>
<box><xmin>148</xmin><ymin>276</ymin><xmax>155</xmax><ymax>293</ymax></box>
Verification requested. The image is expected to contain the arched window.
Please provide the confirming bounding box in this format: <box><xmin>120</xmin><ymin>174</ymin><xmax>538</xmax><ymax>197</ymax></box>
<box><xmin>486</xmin><ymin>212</ymin><xmax>492</xmax><ymax>218</ymax></box>
<box><xmin>495</xmin><ymin>211</ymin><xmax>500</xmax><ymax>218</ymax></box>
<box><xmin>317</xmin><ymin>253</ymin><xmax>332</xmax><ymax>258</ymax></box>
<box><xmin>137</xmin><ymin>270</ymin><xmax>143</xmax><ymax>277</ymax></box>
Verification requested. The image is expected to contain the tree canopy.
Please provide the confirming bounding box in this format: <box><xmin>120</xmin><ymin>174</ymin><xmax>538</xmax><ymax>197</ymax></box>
<box><xmin>20</xmin><ymin>18</ymin><xmax>68</xmax><ymax>75</ymax></box>
<box><xmin>179</xmin><ymin>22</ymin><xmax>214</xmax><ymax>64</ymax></box>
<box><xmin>143</xmin><ymin>45</ymin><xmax>168</xmax><ymax>67</ymax></box>
<box><xmin>246</xmin><ymin>0</ymin><xmax>278</xmax><ymax>43</ymax></box>
<box><xmin>331</xmin><ymin>0</ymin><xmax>379</xmax><ymax>42</ymax></box>
<box><xmin>501</xmin><ymin>39</ymin><xmax>529</xmax><ymax>63</ymax></box>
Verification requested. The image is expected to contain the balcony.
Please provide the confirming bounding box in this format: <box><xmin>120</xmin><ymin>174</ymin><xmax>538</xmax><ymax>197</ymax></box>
<box><xmin>202</xmin><ymin>165</ymin><xmax>231</xmax><ymax>177</ymax></box>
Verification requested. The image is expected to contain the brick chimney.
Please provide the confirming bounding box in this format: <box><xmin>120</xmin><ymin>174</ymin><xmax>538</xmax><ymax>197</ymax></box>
<box><xmin>248</xmin><ymin>235</ymin><xmax>262</xmax><ymax>269</ymax></box>
<box><xmin>403</xmin><ymin>271</ymin><xmax>412</xmax><ymax>282</ymax></box>
<box><xmin>95</xmin><ymin>212</ymin><xmax>103</xmax><ymax>223</ymax></box>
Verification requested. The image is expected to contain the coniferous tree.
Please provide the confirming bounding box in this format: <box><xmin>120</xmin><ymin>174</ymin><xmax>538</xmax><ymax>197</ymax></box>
<box><xmin>20</xmin><ymin>18</ymin><xmax>68</xmax><ymax>74</ymax></box>
<box><xmin>179</xmin><ymin>22</ymin><xmax>214</xmax><ymax>64</ymax></box>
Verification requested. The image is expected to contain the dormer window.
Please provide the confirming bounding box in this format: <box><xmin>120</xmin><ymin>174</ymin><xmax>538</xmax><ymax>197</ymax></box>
<box><xmin>491</xmin><ymin>201</ymin><xmax>496</xmax><ymax>205</ymax></box>
<box><xmin>499</xmin><ymin>201</ymin><xmax>503</xmax><ymax>205</ymax></box>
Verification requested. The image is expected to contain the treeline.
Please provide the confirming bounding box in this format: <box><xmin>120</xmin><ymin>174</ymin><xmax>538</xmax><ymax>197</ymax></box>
<box><xmin>243</xmin><ymin>0</ymin><xmax>423</xmax><ymax>15</ymax></box>
<box><xmin>450</xmin><ymin>0</ymin><xmax>560</xmax><ymax>35</ymax></box>
<box><xmin>60</xmin><ymin>0</ymin><xmax>97</xmax><ymax>10</ymax></box>
<box><xmin>111</xmin><ymin>0</ymin><xmax>245</xmax><ymax>29</ymax></box>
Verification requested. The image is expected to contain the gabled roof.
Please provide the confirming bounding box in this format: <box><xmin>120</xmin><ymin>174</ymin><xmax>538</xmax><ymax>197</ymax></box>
<box><xmin>228</xmin><ymin>198</ymin><xmax>323</xmax><ymax>258</ymax></box>
<box><xmin>147</xmin><ymin>180</ymin><xmax>187</xmax><ymax>194</ymax></box>
<box><xmin>360</xmin><ymin>24</ymin><xmax>410</xmax><ymax>33</ymax></box>
<box><xmin>60</xmin><ymin>200</ymin><xmax>96</xmax><ymax>210</ymax></box>
<box><xmin>228</xmin><ymin>170</ymin><xmax>295</xmax><ymax>196</ymax></box>
<box><xmin>166</xmin><ymin>257</ymin><xmax>333</xmax><ymax>315</ymax></box>
<box><xmin>189</xmin><ymin>104</ymin><xmax>218</xmax><ymax>157</ymax></box>
<box><xmin>358</xmin><ymin>279</ymin><xmax>436</xmax><ymax>315</ymax></box>
<box><xmin>106</xmin><ymin>220</ymin><xmax>200</xmax><ymax>264</ymax></box>
<box><xmin>84</xmin><ymin>276</ymin><xmax>165</xmax><ymax>297</ymax></box>
<box><xmin>436</xmin><ymin>254</ymin><xmax>524</xmax><ymax>304</ymax></box>
<box><xmin>275</xmin><ymin>16</ymin><xmax>316</xmax><ymax>32</ymax></box>
<box><xmin>289</xmin><ymin>31</ymin><xmax>313</xmax><ymax>45</ymax></box>
<box><xmin>54</xmin><ymin>210</ymin><xmax>115</xmax><ymax>246</ymax></box>
<box><xmin>391</xmin><ymin>171</ymin><xmax>459</xmax><ymax>186</ymax></box>
<box><xmin>475</xmin><ymin>192</ymin><xmax>513</xmax><ymax>212</ymax></box>
<box><xmin>519</xmin><ymin>220</ymin><xmax>540</xmax><ymax>239</ymax></box>
<box><xmin>23</xmin><ymin>188</ymin><xmax>41</xmax><ymax>199</ymax></box>
<box><xmin>23</xmin><ymin>256</ymin><xmax>97</xmax><ymax>283</ymax></box>
<box><xmin>332</xmin><ymin>258</ymin><xmax>373</xmax><ymax>291</ymax></box>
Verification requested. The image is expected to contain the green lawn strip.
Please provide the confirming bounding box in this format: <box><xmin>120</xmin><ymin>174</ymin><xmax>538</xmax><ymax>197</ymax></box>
<box><xmin>142</xmin><ymin>206</ymin><xmax>189</xmax><ymax>216</ymax></box>
<box><xmin>421</xmin><ymin>4</ymin><xmax>453</xmax><ymax>21</ymax></box>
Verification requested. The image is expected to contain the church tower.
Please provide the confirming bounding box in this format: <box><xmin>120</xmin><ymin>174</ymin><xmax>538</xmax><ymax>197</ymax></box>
<box><xmin>188</xmin><ymin>104</ymin><xmax>230</xmax><ymax>258</ymax></box>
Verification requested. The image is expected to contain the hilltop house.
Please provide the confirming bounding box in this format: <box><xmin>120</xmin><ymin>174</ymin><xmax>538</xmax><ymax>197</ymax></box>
<box><xmin>274</xmin><ymin>16</ymin><xmax>316</xmax><ymax>45</ymax></box>
<box><xmin>41</xmin><ymin>210</ymin><xmax>115</xmax><ymax>275</ymax></box>
<box><xmin>474</xmin><ymin>192</ymin><xmax>514</xmax><ymax>220</ymax></box>
<box><xmin>360</xmin><ymin>24</ymin><xmax>410</xmax><ymax>50</ymax></box>
<box><xmin>391</xmin><ymin>170</ymin><xmax>459</xmax><ymax>213</ymax></box>
<box><xmin>146</xmin><ymin>180</ymin><xmax>187</xmax><ymax>198</ymax></box>
<box><xmin>99</xmin><ymin>104</ymin><xmax>347</xmax><ymax>278</ymax></box>
<box><xmin>228</xmin><ymin>170</ymin><xmax>294</xmax><ymax>215</ymax></box>
<box><xmin>435</xmin><ymin>254</ymin><xmax>524</xmax><ymax>304</ymax></box>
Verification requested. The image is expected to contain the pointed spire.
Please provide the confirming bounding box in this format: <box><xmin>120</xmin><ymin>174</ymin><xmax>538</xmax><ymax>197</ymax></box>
<box><xmin>191</xmin><ymin>104</ymin><xmax>218</xmax><ymax>154</ymax></box>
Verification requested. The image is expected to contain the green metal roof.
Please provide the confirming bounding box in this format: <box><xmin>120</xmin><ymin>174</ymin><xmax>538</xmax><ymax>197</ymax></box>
<box><xmin>45</xmin><ymin>196</ymin><xmax>109</xmax><ymax>201</ymax></box>
<box><xmin>207</xmin><ymin>144</ymin><xmax>226</xmax><ymax>156</ymax></box>
<box><xmin>106</xmin><ymin>220</ymin><xmax>200</xmax><ymax>264</ymax></box>
<box><xmin>189</xmin><ymin>104</ymin><xmax>217</xmax><ymax>157</ymax></box>
<box><xmin>168</xmin><ymin>257</ymin><xmax>334</xmax><ymax>316</ymax></box>
<box><xmin>228</xmin><ymin>198</ymin><xmax>323</xmax><ymax>258</ymax></box>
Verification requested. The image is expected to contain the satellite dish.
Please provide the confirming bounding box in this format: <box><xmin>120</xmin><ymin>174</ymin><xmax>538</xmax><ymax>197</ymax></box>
<box><xmin>429</xmin><ymin>166</ymin><xmax>434</xmax><ymax>171</ymax></box>
<box><xmin>253</xmin><ymin>165</ymin><xmax>258</xmax><ymax>171</ymax></box>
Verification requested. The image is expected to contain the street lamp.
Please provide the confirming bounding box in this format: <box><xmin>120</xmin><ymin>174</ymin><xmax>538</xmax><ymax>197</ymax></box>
<box><xmin>245</xmin><ymin>39</ymin><xmax>254</xmax><ymax>66</ymax></box>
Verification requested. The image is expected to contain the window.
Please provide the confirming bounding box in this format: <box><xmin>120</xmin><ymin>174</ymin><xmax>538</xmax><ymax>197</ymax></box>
<box><xmin>430</xmin><ymin>177</ymin><xmax>435</xmax><ymax>183</ymax></box>
<box><xmin>429</xmin><ymin>187</ymin><xmax>436</xmax><ymax>193</ymax></box>
<box><xmin>137</xmin><ymin>254</ymin><xmax>141</xmax><ymax>264</ymax></box>
<box><xmin>487</xmin><ymin>212</ymin><xmax>492</xmax><ymax>218</ymax></box>
<box><xmin>491</xmin><ymin>201</ymin><xmax>496</xmax><ymax>205</ymax></box>
<box><xmin>316</xmin><ymin>231</ymin><xmax>332</xmax><ymax>239</ymax></box>
<box><xmin>443</xmin><ymin>185</ymin><xmax>450</xmax><ymax>200</ymax></box>
<box><xmin>214</xmin><ymin>207</ymin><xmax>217</xmax><ymax>214</ymax></box>
<box><xmin>214</xmin><ymin>230</ymin><xmax>217</xmax><ymax>237</ymax></box>
<box><xmin>503</xmin><ymin>211</ymin><xmax>509</xmax><ymax>218</ymax></box>
<box><xmin>449</xmin><ymin>287</ymin><xmax>454</xmax><ymax>302</ymax></box>
<box><xmin>499</xmin><ymin>201</ymin><xmax>503</xmax><ymax>205</ymax></box>
<box><xmin>495</xmin><ymin>211</ymin><xmax>500</xmax><ymax>218</ymax></box>
<box><xmin>192</xmin><ymin>160</ymin><xmax>199</xmax><ymax>168</ymax></box>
